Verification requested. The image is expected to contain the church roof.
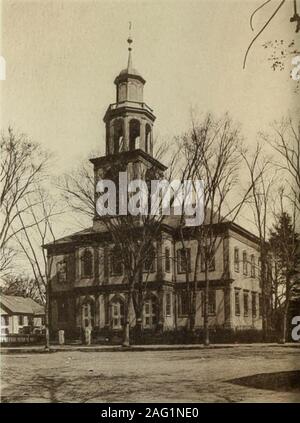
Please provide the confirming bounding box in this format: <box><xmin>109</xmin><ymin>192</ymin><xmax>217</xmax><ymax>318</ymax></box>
<box><xmin>44</xmin><ymin>210</ymin><xmax>260</xmax><ymax>250</ymax></box>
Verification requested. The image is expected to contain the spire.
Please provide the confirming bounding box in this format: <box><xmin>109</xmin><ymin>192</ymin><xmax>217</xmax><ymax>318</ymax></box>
<box><xmin>114</xmin><ymin>23</ymin><xmax>145</xmax><ymax>85</ymax></box>
<box><xmin>127</xmin><ymin>22</ymin><xmax>133</xmax><ymax>72</ymax></box>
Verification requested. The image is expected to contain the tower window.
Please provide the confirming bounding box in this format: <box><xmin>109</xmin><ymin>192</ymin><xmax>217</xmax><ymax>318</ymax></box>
<box><xmin>145</xmin><ymin>124</ymin><xmax>151</xmax><ymax>153</ymax></box>
<box><xmin>129</xmin><ymin>119</ymin><xmax>140</xmax><ymax>150</ymax></box>
<box><xmin>113</xmin><ymin>119</ymin><xmax>124</xmax><ymax>154</ymax></box>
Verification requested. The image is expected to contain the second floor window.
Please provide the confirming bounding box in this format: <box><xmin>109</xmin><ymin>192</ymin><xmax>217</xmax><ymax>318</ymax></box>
<box><xmin>201</xmin><ymin>247</ymin><xmax>215</xmax><ymax>272</ymax></box>
<box><xmin>250</xmin><ymin>255</ymin><xmax>255</xmax><ymax>278</ymax></box>
<box><xmin>110</xmin><ymin>247</ymin><xmax>123</xmax><ymax>276</ymax></box>
<box><xmin>57</xmin><ymin>260</ymin><xmax>67</xmax><ymax>282</ymax></box>
<box><xmin>234</xmin><ymin>248</ymin><xmax>239</xmax><ymax>272</ymax></box>
<box><xmin>144</xmin><ymin>245</ymin><xmax>155</xmax><ymax>273</ymax></box>
<box><xmin>165</xmin><ymin>247</ymin><xmax>171</xmax><ymax>273</ymax></box>
<box><xmin>81</xmin><ymin>249</ymin><xmax>93</xmax><ymax>278</ymax></box>
<box><xmin>243</xmin><ymin>252</ymin><xmax>248</xmax><ymax>275</ymax></box>
<box><xmin>177</xmin><ymin>248</ymin><xmax>191</xmax><ymax>273</ymax></box>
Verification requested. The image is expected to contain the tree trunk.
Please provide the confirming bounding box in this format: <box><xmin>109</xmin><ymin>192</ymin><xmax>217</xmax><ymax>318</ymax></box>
<box><xmin>203</xmin><ymin>263</ymin><xmax>210</xmax><ymax>346</ymax></box>
<box><xmin>44</xmin><ymin>283</ymin><xmax>50</xmax><ymax>351</ymax></box>
<box><xmin>123</xmin><ymin>291</ymin><xmax>132</xmax><ymax>347</ymax></box>
<box><xmin>280</xmin><ymin>301</ymin><xmax>289</xmax><ymax>344</ymax></box>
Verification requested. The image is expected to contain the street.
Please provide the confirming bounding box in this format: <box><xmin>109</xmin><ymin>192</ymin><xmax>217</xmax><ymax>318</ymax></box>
<box><xmin>1</xmin><ymin>344</ymin><xmax>300</xmax><ymax>403</ymax></box>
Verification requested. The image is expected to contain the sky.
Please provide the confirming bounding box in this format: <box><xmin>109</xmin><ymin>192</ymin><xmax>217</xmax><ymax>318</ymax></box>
<box><xmin>1</xmin><ymin>0</ymin><xmax>299</xmax><ymax>170</ymax></box>
<box><xmin>0</xmin><ymin>0</ymin><xmax>299</xmax><ymax>250</ymax></box>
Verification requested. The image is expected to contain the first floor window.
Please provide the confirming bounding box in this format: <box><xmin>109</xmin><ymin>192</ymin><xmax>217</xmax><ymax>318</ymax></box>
<box><xmin>178</xmin><ymin>291</ymin><xmax>189</xmax><ymax>315</ymax></box>
<box><xmin>244</xmin><ymin>291</ymin><xmax>249</xmax><ymax>317</ymax></box>
<box><xmin>177</xmin><ymin>248</ymin><xmax>191</xmax><ymax>273</ymax></box>
<box><xmin>201</xmin><ymin>290</ymin><xmax>216</xmax><ymax>315</ymax></box>
<box><xmin>165</xmin><ymin>292</ymin><xmax>172</xmax><ymax>316</ymax></box>
<box><xmin>235</xmin><ymin>289</ymin><xmax>240</xmax><ymax>316</ymax></box>
<box><xmin>111</xmin><ymin>300</ymin><xmax>124</xmax><ymax>329</ymax></box>
<box><xmin>252</xmin><ymin>292</ymin><xmax>257</xmax><ymax>318</ymax></box>
<box><xmin>1</xmin><ymin>315</ymin><xmax>9</xmax><ymax>326</ymax></box>
<box><xmin>259</xmin><ymin>294</ymin><xmax>262</xmax><ymax>317</ymax></box>
<box><xmin>82</xmin><ymin>302</ymin><xmax>95</xmax><ymax>328</ymax></box>
<box><xmin>18</xmin><ymin>315</ymin><xmax>24</xmax><ymax>326</ymax></box>
<box><xmin>143</xmin><ymin>297</ymin><xmax>157</xmax><ymax>328</ymax></box>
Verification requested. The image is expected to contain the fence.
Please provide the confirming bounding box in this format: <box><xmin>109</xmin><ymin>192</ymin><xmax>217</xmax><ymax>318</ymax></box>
<box><xmin>0</xmin><ymin>333</ymin><xmax>44</xmax><ymax>345</ymax></box>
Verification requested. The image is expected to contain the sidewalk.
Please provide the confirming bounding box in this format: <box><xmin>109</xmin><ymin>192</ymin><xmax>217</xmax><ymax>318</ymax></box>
<box><xmin>1</xmin><ymin>342</ymin><xmax>299</xmax><ymax>354</ymax></box>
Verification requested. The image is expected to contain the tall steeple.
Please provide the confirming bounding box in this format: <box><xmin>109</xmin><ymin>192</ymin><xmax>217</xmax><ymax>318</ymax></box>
<box><xmin>103</xmin><ymin>31</ymin><xmax>155</xmax><ymax>156</ymax></box>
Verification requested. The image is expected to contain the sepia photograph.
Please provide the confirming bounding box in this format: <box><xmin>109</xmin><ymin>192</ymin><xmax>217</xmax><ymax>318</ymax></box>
<box><xmin>0</xmin><ymin>0</ymin><xmax>300</xmax><ymax>408</ymax></box>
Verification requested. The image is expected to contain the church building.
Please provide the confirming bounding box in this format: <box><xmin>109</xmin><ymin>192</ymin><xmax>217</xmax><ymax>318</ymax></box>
<box><xmin>45</xmin><ymin>37</ymin><xmax>262</xmax><ymax>341</ymax></box>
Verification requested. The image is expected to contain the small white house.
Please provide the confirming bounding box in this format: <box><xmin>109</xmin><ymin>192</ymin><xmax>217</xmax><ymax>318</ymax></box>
<box><xmin>0</xmin><ymin>295</ymin><xmax>45</xmax><ymax>335</ymax></box>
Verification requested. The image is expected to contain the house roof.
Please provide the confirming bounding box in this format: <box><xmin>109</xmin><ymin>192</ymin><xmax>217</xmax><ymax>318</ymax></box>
<box><xmin>0</xmin><ymin>295</ymin><xmax>44</xmax><ymax>316</ymax></box>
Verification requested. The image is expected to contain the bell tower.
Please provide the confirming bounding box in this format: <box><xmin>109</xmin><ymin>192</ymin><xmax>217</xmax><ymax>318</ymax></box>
<box><xmin>103</xmin><ymin>35</ymin><xmax>155</xmax><ymax>156</ymax></box>
<box><xmin>91</xmin><ymin>32</ymin><xmax>166</xmax><ymax>229</ymax></box>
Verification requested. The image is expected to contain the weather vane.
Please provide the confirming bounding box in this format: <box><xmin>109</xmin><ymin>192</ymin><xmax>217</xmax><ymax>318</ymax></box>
<box><xmin>127</xmin><ymin>21</ymin><xmax>133</xmax><ymax>51</ymax></box>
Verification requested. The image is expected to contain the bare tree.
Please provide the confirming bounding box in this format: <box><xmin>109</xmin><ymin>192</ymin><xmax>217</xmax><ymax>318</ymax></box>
<box><xmin>178</xmin><ymin>113</ymin><xmax>256</xmax><ymax>345</ymax></box>
<box><xmin>242</xmin><ymin>144</ymin><xmax>275</xmax><ymax>341</ymax></box>
<box><xmin>0</xmin><ymin>274</ymin><xmax>45</xmax><ymax>304</ymax></box>
<box><xmin>12</xmin><ymin>187</ymin><xmax>63</xmax><ymax>350</ymax></box>
<box><xmin>244</xmin><ymin>0</ymin><xmax>300</xmax><ymax>69</ymax></box>
<box><xmin>60</xmin><ymin>146</ymin><xmax>178</xmax><ymax>346</ymax></box>
<box><xmin>0</xmin><ymin>127</ymin><xmax>49</xmax><ymax>276</ymax></box>
<box><xmin>266</xmin><ymin>117</ymin><xmax>300</xmax><ymax>212</ymax></box>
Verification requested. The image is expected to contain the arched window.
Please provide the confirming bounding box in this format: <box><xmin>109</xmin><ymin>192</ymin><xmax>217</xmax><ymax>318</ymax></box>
<box><xmin>110</xmin><ymin>297</ymin><xmax>125</xmax><ymax>329</ymax></box>
<box><xmin>81</xmin><ymin>297</ymin><xmax>95</xmax><ymax>328</ymax></box>
<box><xmin>57</xmin><ymin>260</ymin><xmax>67</xmax><ymax>282</ymax></box>
<box><xmin>144</xmin><ymin>244</ymin><xmax>156</xmax><ymax>273</ymax></box>
<box><xmin>129</xmin><ymin>119</ymin><xmax>140</xmax><ymax>151</ymax></box>
<box><xmin>110</xmin><ymin>246</ymin><xmax>123</xmax><ymax>276</ymax></box>
<box><xmin>113</xmin><ymin>119</ymin><xmax>124</xmax><ymax>154</ymax></box>
<box><xmin>145</xmin><ymin>124</ymin><xmax>151</xmax><ymax>153</ymax></box>
<box><xmin>81</xmin><ymin>249</ymin><xmax>93</xmax><ymax>278</ymax></box>
<box><xmin>143</xmin><ymin>295</ymin><xmax>157</xmax><ymax>328</ymax></box>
